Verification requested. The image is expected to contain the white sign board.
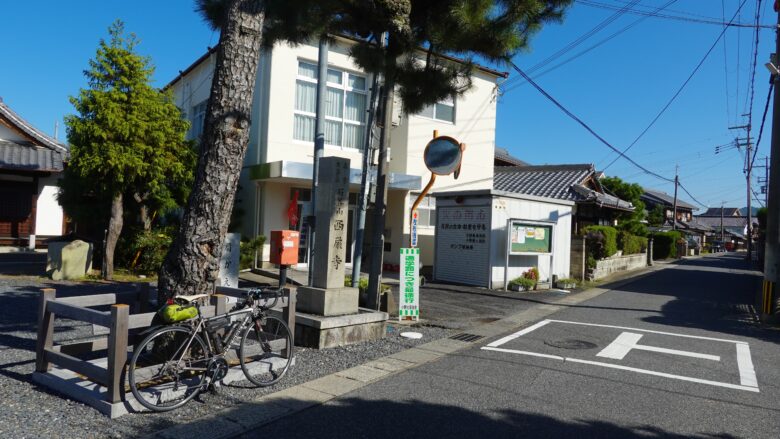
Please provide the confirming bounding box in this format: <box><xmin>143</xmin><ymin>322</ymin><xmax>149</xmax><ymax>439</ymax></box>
<box><xmin>218</xmin><ymin>233</ymin><xmax>240</xmax><ymax>288</ymax></box>
<box><xmin>399</xmin><ymin>248</ymin><xmax>419</xmax><ymax>320</ymax></box>
<box><xmin>434</xmin><ymin>206</ymin><xmax>490</xmax><ymax>286</ymax></box>
<box><xmin>411</xmin><ymin>211</ymin><xmax>418</xmax><ymax>247</ymax></box>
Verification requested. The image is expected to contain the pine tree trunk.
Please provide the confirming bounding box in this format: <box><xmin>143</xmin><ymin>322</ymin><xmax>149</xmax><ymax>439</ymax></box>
<box><xmin>103</xmin><ymin>192</ymin><xmax>123</xmax><ymax>280</ymax></box>
<box><xmin>158</xmin><ymin>0</ymin><xmax>265</xmax><ymax>300</ymax></box>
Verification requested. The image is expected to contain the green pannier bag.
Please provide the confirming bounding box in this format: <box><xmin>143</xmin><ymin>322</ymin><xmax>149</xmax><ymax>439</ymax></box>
<box><xmin>159</xmin><ymin>303</ymin><xmax>197</xmax><ymax>323</ymax></box>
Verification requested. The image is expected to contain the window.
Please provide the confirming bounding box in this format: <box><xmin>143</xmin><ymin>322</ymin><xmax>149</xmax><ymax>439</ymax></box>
<box><xmin>417</xmin><ymin>96</ymin><xmax>455</xmax><ymax>123</ymax></box>
<box><xmin>293</xmin><ymin>61</ymin><xmax>368</xmax><ymax>149</ymax></box>
<box><xmin>412</xmin><ymin>193</ymin><xmax>436</xmax><ymax>227</ymax></box>
<box><xmin>190</xmin><ymin>100</ymin><xmax>208</xmax><ymax>139</ymax></box>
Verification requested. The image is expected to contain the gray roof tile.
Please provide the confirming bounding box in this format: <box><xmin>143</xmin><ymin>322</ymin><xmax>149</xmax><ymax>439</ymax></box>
<box><xmin>494</xmin><ymin>164</ymin><xmax>594</xmax><ymax>201</ymax></box>
<box><xmin>0</xmin><ymin>139</ymin><xmax>64</xmax><ymax>172</ymax></box>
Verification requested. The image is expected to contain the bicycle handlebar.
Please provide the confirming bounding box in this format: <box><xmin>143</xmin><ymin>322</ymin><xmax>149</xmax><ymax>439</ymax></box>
<box><xmin>246</xmin><ymin>287</ymin><xmax>283</xmax><ymax>309</ymax></box>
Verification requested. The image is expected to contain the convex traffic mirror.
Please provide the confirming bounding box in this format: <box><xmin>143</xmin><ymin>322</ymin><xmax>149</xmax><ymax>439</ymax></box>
<box><xmin>423</xmin><ymin>136</ymin><xmax>465</xmax><ymax>177</ymax></box>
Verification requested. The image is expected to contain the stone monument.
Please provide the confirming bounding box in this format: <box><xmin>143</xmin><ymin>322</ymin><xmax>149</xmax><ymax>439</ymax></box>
<box><xmin>298</xmin><ymin>157</ymin><xmax>358</xmax><ymax>315</ymax></box>
<box><xmin>295</xmin><ymin>157</ymin><xmax>387</xmax><ymax>348</ymax></box>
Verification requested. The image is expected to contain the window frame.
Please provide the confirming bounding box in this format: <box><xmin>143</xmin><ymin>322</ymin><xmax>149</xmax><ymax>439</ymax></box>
<box><xmin>414</xmin><ymin>96</ymin><xmax>456</xmax><ymax>124</ymax></box>
<box><xmin>190</xmin><ymin>100</ymin><xmax>208</xmax><ymax>140</ymax></box>
<box><xmin>411</xmin><ymin>193</ymin><xmax>436</xmax><ymax>228</ymax></box>
<box><xmin>293</xmin><ymin>60</ymin><xmax>368</xmax><ymax>149</ymax></box>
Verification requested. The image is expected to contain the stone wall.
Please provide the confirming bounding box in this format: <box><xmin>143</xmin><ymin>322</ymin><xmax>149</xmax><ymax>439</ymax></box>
<box><xmin>570</xmin><ymin>236</ymin><xmax>586</xmax><ymax>280</ymax></box>
<box><xmin>588</xmin><ymin>252</ymin><xmax>647</xmax><ymax>281</ymax></box>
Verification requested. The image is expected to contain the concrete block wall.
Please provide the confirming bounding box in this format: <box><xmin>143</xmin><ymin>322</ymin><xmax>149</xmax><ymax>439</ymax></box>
<box><xmin>570</xmin><ymin>237</ymin><xmax>586</xmax><ymax>280</ymax></box>
<box><xmin>588</xmin><ymin>253</ymin><xmax>647</xmax><ymax>280</ymax></box>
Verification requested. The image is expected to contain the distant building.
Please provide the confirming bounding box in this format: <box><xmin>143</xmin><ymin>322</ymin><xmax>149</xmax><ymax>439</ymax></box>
<box><xmin>641</xmin><ymin>189</ymin><xmax>696</xmax><ymax>223</ymax></box>
<box><xmin>0</xmin><ymin>100</ymin><xmax>67</xmax><ymax>247</ymax></box>
<box><xmin>700</xmin><ymin>207</ymin><xmax>741</xmax><ymax>217</ymax></box>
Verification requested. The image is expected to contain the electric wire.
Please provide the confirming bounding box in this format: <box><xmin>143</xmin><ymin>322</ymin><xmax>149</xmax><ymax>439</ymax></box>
<box><xmin>508</xmin><ymin>60</ymin><xmax>675</xmax><ymax>183</ymax></box>
<box><xmin>751</xmin><ymin>82</ymin><xmax>773</xmax><ymax>168</ymax></box>
<box><xmin>500</xmin><ymin>0</ymin><xmax>642</xmax><ymax>90</ymax></box>
<box><xmin>601</xmin><ymin>0</ymin><xmax>749</xmax><ymax>171</ymax></box>
<box><xmin>678</xmin><ymin>181</ymin><xmax>709</xmax><ymax>208</ymax></box>
<box><xmin>576</xmin><ymin>0</ymin><xmax>773</xmax><ymax>28</ymax></box>
<box><xmin>722</xmin><ymin>0</ymin><xmax>731</xmax><ymax>124</ymax></box>
<box><xmin>503</xmin><ymin>0</ymin><xmax>678</xmax><ymax>94</ymax></box>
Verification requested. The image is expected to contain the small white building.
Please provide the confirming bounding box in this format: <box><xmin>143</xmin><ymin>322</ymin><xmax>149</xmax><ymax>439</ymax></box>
<box><xmin>433</xmin><ymin>189</ymin><xmax>573</xmax><ymax>289</ymax></box>
<box><xmin>0</xmin><ymin>100</ymin><xmax>67</xmax><ymax>247</ymax></box>
<box><xmin>167</xmin><ymin>35</ymin><xmax>506</xmax><ymax>269</ymax></box>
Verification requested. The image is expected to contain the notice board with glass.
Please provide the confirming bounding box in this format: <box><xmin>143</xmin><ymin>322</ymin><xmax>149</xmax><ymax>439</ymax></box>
<box><xmin>508</xmin><ymin>221</ymin><xmax>553</xmax><ymax>254</ymax></box>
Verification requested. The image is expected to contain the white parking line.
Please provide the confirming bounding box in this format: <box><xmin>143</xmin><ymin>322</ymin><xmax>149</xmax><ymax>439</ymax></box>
<box><xmin>482</xmin><ymin>319</ymin><xmax>759</xmax><ymax>392</ymax></box>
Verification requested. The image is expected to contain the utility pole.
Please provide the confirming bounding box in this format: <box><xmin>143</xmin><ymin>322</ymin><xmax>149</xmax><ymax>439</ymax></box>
<box><xmin>672</xmin><ymin>164</ymin><xmax>679</xmax><ymax>230</ymax></box>
<box><xmin>731</xmin><ymin>124</ymin><xmax>752</xmax><ymax>261</ymax></box>
<box><xmin>763</xmin><ymin>3</ymin><xmax>780</xmax><ymax>316</ymax></box>
<box><xmin>721</xmin><ymin>202</ymin><xmax>725</xmax><ymax>243</ymax></box>
<box><xmin>308</xmin><ymin>37</ymin><xmax>329</xmax><ymax>286</ymax></box>
<box><xmin>366</xmin><ymin>33</ymin><xmax>393</xmax><ymax>310</ymax></box>
<box><xmin>757</xmin><ymin>156</ymin><xmax>770</xmax><ymax>206</ymax></box>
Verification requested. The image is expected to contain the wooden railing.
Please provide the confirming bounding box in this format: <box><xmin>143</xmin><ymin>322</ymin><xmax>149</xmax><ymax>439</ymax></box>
<box><xmin>35</xmin><ymin>284</ymin><xmax>295</xmax><ymax>408</ymax></box>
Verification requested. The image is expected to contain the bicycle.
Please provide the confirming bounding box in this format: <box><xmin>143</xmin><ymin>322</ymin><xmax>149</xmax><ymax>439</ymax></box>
<box><xmin>128</xmin><ymin>287</ymin><xmax>293</xmax><ymax>412</ymax></box>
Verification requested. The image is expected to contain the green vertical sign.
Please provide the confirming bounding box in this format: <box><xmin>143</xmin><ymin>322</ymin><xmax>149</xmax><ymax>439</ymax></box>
<box><xmin>399</xmin><ymin>248</ymin><xmax>420</xmax><ymax>320</ymax></box>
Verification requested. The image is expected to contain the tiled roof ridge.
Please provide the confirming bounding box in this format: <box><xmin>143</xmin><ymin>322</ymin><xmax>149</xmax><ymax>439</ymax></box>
<box><xmin>495</xmin><ymin>163</ymin><xmax>594</xmax><ymax>172</ymax></box>
<box><xmin>0</xmin><ymin>101</ymin><xmax>68</xmax><ymax>153</ymax></box>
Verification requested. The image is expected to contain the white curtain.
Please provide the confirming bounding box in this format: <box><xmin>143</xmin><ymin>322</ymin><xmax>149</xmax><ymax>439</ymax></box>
<box><xmin>343</xmin><ymin>124</ymin><xmax>364</xmax><ymax>149</ymax></box>
<box><xmin>344</xmin><ymin>91</ymin><xmax>366</xmax><ymax>122</ymax></box>
<box><xmin>296</xmin><ymin>81</ymin><xmax>316</xmax><ymax>113</ymax></box>
<box><xmin>327</xmin><ymin>68</ymin><xmax>342</xmax><ymax>84</ymax></box>
<box><xmin>298</xmin><ymin>62</ymin><xmax>317</xmax><ymax>79</ymax></box>
<box><xmin>325</xmin><ymin>87</ymin><xmax>343</xmax><ymax>118</ymax></box>
<box><xmin>325</xmin><ymin>120</ymin><xmax>342</xmax><ymax>145</ymax></box>
<box><xmin>294</xmin><ymin>115</ymin><xmax>315</xmax><ymax>141</ymax></box>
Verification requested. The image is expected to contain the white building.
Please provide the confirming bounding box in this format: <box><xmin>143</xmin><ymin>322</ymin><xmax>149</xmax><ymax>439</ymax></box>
<box><xmin>167</xmin><ymin>36</ymin><xmax>506</xmax><ymax>269</ymax></box>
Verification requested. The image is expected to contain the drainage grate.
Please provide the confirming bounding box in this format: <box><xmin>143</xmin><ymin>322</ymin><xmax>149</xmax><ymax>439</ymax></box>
<box><xmin>450</xmin><ymin>333</ymin><xmax>484</xmax><ymax>342</ymax></box>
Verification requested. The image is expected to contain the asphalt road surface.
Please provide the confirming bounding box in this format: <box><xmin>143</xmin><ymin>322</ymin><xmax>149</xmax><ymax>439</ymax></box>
<box><xmin>239</xmin><ymin>254</ymin><xmax>780</xmax><ymax>438</ymax></box>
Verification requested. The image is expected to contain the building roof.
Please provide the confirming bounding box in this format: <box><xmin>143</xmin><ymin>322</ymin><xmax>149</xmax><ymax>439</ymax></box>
<box><xmin>493</xmin><ymin>164</ymin><xmax>634</xmax><ymax>211</ymax></box>
<box><xmin>0</xmin><ymin>100</ymin><xmax>67</xmax><ymax>172</ymax></box>
<box><xmin>641</xmin><ymin>189</ymin><xmax>696</xmax><ymax>210</ymax></box>
<box><xmin>166</xmin><ymin>35</ymin><xmax>509</xmax><ymax>90</ymax></box>
<box><xmin>700</xmin><ymin>207</ymin><xmax>741</xmax><ymax>217</ymax></box>
<box><xmin>494</xmin><ymin>147</ymin><xmax>529</xmax><ymax>167</ymax></box>
<box><xmin>693</xmin><ymin>216</ymin><xmax>755</xmax><ymax>228</ymax></box>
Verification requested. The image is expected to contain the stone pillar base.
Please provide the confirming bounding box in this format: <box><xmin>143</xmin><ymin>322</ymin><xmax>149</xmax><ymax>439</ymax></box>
<box><xmin>296</xmin><ymin>286</ymin><xmax>358</xmax><ymax>316</ymax></box>
<box><xmin>295</xmin><ymin>308</ymin><xmax>388</xmax><ymax>349</ymax></box>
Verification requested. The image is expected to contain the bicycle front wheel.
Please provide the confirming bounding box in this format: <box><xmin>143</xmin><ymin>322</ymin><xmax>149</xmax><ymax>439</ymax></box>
<box><xmin>239</xmin><ymin>316</ymin><xmax>293</xmax><ymax>387</ymax></box>
<box><xmin>128</xmin><ymin>326</ymin><xmax>209</xmax><ymax>412</ymax></box>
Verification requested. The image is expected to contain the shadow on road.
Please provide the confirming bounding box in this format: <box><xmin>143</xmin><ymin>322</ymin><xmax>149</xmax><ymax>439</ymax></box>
<box><xmin>227</xmin><ymin>397</ymin><xmax>741</xmax><ymax>439</ymax></box>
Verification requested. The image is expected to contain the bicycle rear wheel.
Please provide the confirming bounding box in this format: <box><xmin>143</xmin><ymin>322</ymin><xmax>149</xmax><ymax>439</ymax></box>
<box><xmin>128</xmin><ymin>326</ymin><xmax>208</xmax><ymax>412</ymax></box>
<box><xmin>239</xmin><ymin>316</ymin><xmax>293</xmax><ymax>387</ymax></box>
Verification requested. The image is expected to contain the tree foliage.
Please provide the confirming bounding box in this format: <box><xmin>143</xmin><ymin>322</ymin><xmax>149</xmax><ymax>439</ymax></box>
<box><xmin>196</xmin><ymin>0</ymin><xmax>572</xmax><ymax>114</ymax></box>
<box><xmin>61</xmin><ymin>21</ymin><xmax>194</xmax><ymax>278</ymax></box>
<box><xmin>599</xmin><ymin>176</ymin><xmax>646</xmax><ymax>236</ymax></box>
<box><xmin>646</xmin><ymin>204</ymin><xmax>665</xmax><ymax>227</ymax></box>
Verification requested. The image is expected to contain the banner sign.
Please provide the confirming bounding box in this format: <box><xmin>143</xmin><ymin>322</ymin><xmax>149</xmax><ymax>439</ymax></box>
<box><xmin>411</xmin><ymin>211</ymin><xmax>419</xmax><ymax>247</ymax></box>
<box><xmin>399</xmin><ymin>248</ymin><xmax>420</xmax><ymax>320</ymax></box>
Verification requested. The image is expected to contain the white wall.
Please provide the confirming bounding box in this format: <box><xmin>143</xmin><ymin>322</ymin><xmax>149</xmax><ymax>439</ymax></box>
<box><xmin>0</xmin><ymin>124</ymin><xmax>26</xmax><ymax>142</ymax></box>
<box><xmin>35</xmin><ymin>175</ymin><xmax>63</xmax><ymax>237</ymax></box>
<box><xmin>489</xmin><ymin>196</ymin><xmax>572</xmax><ymax>289</ymax></box>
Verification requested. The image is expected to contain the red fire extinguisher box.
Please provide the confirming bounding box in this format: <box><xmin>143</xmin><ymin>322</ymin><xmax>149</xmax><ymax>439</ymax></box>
<box><xmin>270</xmin><ymin>230</ymin><xmax>299</xmax><ymax>265</ymax></box>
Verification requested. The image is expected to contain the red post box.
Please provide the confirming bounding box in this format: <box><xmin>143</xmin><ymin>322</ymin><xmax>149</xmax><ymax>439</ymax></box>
<box><xmin>270</xmin><ymin>230</ymin><xmax>299</xmax><ymax>266</ymax></box>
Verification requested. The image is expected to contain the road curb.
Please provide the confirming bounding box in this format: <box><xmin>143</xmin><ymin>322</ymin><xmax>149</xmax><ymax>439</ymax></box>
<box><xmin>146</xmin><ymin>264</ymin><xmax>669</xmax><ymax>439</ymax></box>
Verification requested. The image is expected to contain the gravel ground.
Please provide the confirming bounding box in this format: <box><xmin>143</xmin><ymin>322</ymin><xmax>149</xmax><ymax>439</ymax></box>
<box><xmin>0</xmin><ymin>275</ymin><xmax>453</xmax><ymax>439</ymax></box>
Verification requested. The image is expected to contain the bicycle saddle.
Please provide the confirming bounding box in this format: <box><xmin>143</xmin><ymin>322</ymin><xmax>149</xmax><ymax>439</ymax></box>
<box><xmin>176</xmin><ymin>294</ymin><xmax>209</xmax><ymax>303</ymax></box>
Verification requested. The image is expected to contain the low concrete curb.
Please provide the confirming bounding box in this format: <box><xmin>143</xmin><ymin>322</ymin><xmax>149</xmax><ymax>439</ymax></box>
<box><xmin>146</xmin><ymin>264</ymin><xmax>668</xmax><ymax>439</ymax></box>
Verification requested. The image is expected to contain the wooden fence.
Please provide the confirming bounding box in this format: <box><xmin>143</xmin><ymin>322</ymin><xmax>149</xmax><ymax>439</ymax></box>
<box><xmin>35</xmin><ymin>284</ymin><xmax>295</xmax><ymax>410</ymax></box>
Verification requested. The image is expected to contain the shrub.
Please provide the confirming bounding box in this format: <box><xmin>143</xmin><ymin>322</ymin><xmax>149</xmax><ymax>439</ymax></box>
<box><xmin>583</xmin><ymin>225</ymin><xmax>618</xmax><ymax>259</ymax></box>
<box><xmin>619</xmin><ymin>231</ymin><xmax>648</xmax><ymax>255</ymax></box>
<box><xmin>652</xmin><ymin>231</ymin><xmax>682</xmax><ymax>259</ymax></box>
<box><xmin>239</xmin><ymin>236</ymin><xmax>266</xmax><ymax>270</ymax></box>
<box><xmin>126</xmin><ymin>227</ymin><xmax>176</xmax><ymax>275</ymax></box>
<box><xmin>556</xmin><ymin>277</ymin><xmax>577</xmax><ymax>287</ymax></box>
<box><xmin>510</xmin><ymin>276</ymin><xmax>536</xmax><ymax>290</ymax></box>
<box><xmin>586</xmin><ymin>255</ymin><xmax>597</xmax><ymax>269</ymax></box>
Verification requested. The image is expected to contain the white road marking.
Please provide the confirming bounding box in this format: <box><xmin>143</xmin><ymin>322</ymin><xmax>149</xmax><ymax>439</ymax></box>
<box><xmin>486</xmin><ymin>320</ymin><xmax>551</xmax><ymax>348</ymax></box>
<box><xmin>565</xmin><ymin>358</ymin><xmax>759</xmax><ymax>393</ymax></box>
<box><xmin>481</xmin><ymin>347</ymin><xmax>564</xmax><ymax>361</ymax></box>
<box><xmin>597</xmin><ymin>332</ymin><xmax>721</xmax><ymax>362</ymax></box>
<box><xmin>736</xmin><ymin>343</ymin><xmax>758</xmax><ymax>387</ymax></box>
<box><xmin>481</xmin><ymin>319</ymin><xmax>760</xmax><ymax>392</ymax></box>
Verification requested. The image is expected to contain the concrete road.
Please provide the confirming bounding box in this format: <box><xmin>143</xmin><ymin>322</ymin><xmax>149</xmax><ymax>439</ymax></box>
<box><xmin>239</xmin><ymin>254</ymin><xmax>780</xmax><ymax>438</ymax></box>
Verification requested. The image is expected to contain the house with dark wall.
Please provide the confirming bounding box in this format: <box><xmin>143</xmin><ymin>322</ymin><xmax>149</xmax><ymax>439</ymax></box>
<box><xmin>0</xmin><ymin>99</ymin><xmax>67</xmax><ymax>247</ymax></box>
<box><xmin>641</xmin><ymin>189</ymin><xmax>696</xmax><ymax>223</ymax></box>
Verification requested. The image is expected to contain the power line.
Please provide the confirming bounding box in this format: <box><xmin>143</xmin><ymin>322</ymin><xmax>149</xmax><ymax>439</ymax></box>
<box><xmin>576</xmin><ymin>0</ymin><xmax>773</xmax><ymax>28</ymax></box>
<box><xmin>751</xmin><ymin>82</ymin><xmax>773</xmax><ymax>168</ymax></box>
<box><xmin>508</xmin><ymin>60</ymin><xmax>674</xmax><ymax>183</ymax></box>
<box><xmin>601</xmin><ymin>0</ymin><xmax>749</xmax><ymax>171</ymax></box>
<box><xmin>721</xmin><ymin>0</ymin><xmax>731</xmax><ymax>124</ymax></box>
<box><xmin>677</xmin><ymin>180</ymin><xmax>708</xmax><ymax>208</ymax></box>
<box><xmin>501</xmin><ymin>0</ymin><xmax>642</xmax><ymax>90</ymax></box>
<box><xmin>745</xmin><ymin>0</ymin><xmax>763</xmax><ymax>158</ymax></box>
<box><xmin>503</xmin><ymin>0</ymin><xmax>677</xmax><ymax>94</ymax></box>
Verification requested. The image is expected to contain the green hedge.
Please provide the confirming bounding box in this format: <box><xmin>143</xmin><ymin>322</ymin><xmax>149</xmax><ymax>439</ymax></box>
<box><xmin>619</xmin><ymin>231</ymin><xmax>648</xmax><ymax>255</ymax></box>
<box><xmin>583</xmin><ymin>225</ymin><xmax>618</xmax><ymax>259</ymax></box>
<box><xmin>652</xmin><ymin>231</ymin><xmax>682</xmax><ymax>260</ymax></box>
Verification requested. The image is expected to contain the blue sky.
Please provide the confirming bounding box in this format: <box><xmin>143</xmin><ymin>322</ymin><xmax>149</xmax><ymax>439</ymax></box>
<box><xmin>0</xmin><ymin>0</ymin><xmax>773</xmax><ymax>210</ymax></box>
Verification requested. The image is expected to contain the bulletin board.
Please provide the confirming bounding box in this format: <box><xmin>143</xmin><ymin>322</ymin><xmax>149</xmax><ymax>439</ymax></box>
<box><xmin>508</xmin><ymin>221</ymin><xmax>553</xmax><ymax>254</ymax></box>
